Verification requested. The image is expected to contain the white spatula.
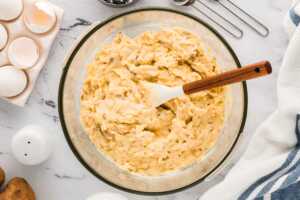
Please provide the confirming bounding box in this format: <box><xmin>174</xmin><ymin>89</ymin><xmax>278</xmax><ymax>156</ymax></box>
<box><xmin>144</xmin><ymin>61</ymin><xmax>272</xmax><ymax>107</ymax></box>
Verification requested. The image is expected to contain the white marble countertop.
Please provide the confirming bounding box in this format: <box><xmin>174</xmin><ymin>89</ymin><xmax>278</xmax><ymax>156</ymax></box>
<box><xmin>0</xmin><ymin>0</ymin><xmax>292</xmax><ymax>199</ymax></box>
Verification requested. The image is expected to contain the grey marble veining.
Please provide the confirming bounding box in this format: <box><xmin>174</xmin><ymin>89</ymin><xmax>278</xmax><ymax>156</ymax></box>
<box><xmin>0</xmin><ymin>0</ymin><xmax>292</xmax><ymax>199</ymax></box>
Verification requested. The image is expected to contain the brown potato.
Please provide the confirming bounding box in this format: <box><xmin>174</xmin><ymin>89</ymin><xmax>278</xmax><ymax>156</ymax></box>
<box><xmin>0</xmin><ymin>168</ymin><xmax>4</xmax><ymax>187</ymax></box>
<box><xmin>0</xmin><ymin>178</ymin><xmax>35</xmax><ymax>200</ymax></box>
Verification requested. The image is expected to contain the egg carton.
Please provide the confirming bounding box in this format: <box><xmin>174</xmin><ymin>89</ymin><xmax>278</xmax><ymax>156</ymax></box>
<box><xmin>0</xmin><ymin>0</ymin><xmax>63</xmax><ymax>106</ymax></box>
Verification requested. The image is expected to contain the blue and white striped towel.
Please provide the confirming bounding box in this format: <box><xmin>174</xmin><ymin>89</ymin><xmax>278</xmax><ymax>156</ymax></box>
<box><xmin>201</xmin><ymin>3</ymin><xmax>300</xmax><ymax>200</ymax></box>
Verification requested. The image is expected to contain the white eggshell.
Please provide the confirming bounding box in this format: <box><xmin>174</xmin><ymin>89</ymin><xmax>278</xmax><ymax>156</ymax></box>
<box><xmin>0</xmin><ymin>0</ymin><xmax>23</xmax><ymax>21</ymax></box>
<box><xmin>8</xmin><ymin>37</ymin><xmax>40</xmax><ymax>69</ymax></box>
<box><xmin>11</xmin><ymin>125</ymin><xmax>53</xmax><ymax>166</ymax></box>
<box><xmin>24</xmin><ymin>1</ymin><xmax>57</xmax><ymax>34</ymax></box>
<box><xmin>0</xmin><ymin>66</ymin><xmax>27</xmax><ymax>97</ymax></box>
<box><xmin>0</xmin><ymin>24</ymin><xmax>8</xmax><ymax>50</ymax></box>
<box><xmin>86</xmin><ymin>193</ymin><xmax>128</xmax><ymax>200</ymax></box>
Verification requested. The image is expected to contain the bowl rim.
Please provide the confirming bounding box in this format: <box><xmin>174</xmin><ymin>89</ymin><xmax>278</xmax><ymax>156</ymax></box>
<box><xmin>58</xmin><ymin>7</ymin><xmax>248</xmax><ymax>195</ymax></box>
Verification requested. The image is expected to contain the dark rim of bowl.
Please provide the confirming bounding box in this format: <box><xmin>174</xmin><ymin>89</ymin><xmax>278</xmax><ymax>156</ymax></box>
<box><xmin>58</xmin><ymin>7</ymin><xmax>248</xmax><ymax>196</ymax></box>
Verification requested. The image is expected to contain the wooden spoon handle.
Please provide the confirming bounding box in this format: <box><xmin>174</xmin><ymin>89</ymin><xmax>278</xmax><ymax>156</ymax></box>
<box><xmin>183</xmin><ymin>61</ymin><xmax>272</xmax><ymax>95</ymax></box>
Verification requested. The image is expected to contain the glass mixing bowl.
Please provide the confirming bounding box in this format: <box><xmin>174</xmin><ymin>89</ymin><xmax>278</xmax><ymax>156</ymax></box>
<box><xmin>58</xmin><ymin>8</ymin><xmax>247</xmax><ymax>195</ymax></box>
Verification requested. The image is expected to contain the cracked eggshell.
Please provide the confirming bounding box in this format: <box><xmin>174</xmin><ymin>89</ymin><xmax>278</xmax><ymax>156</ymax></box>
<box><xmin>0</xmin><ymin>0</ymin><xmax>23</xmax><ymax>21</ymax></box>
<box><xmin>0</xmin><ymin>66</ymin><xmax>27</xmax><ymax>97</ymax></box>
<box><xmin>24</xmin><ymin>1</ymin><xmax>57</xmax><ymax>34</ymax></box>
<box><xmin>8</xmin><ymin>37</ymin><xmax>40</xmax><ymax>69</ymax></box>
<box><xmin>0</xmin><ymin>24</ymin><xmax>8</xmax><ymax>50</ymax></box>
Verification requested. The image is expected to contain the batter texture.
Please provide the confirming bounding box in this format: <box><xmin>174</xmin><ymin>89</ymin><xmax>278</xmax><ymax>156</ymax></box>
<box><xmin>80</xmin><ymin>28</ymin><xmax>226</xmax><ymax>176</ymax></box>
